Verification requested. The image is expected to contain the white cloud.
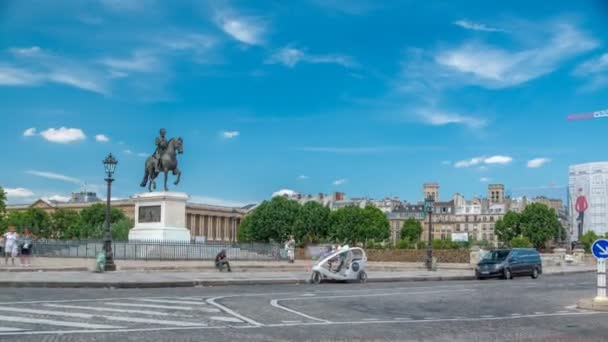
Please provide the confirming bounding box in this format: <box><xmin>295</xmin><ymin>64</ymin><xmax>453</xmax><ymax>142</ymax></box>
<box><xmin>297</xmin><ymin>175</ymin><xmax>310</xmax><ymax>180</ymax></box>
<box><xmin>95</xmin><ymin>134</ymin><xmax>109</xmax><ymax>143</ymax></box>
<box><xmin>23</xmin><ymin>127</ymin><xmax>37</xmax><ymax>137</ymax></box>
<box><xmin>453</xmin><ymin>20</ymin><xmax>505</xmax><ymax>32</ymax></box>
<box><xmin>9</xmin><ymin>46</ymin><xmax>42</xmax><ymax>56</ymax></box>
<box><xmin>214</xmin><ymin>10</ymin><xmax>266</xmax><ymax>45</ymax></box>
<box><xmin>484</xmin><ymin>155</ymin><xmax>513</xmax><ymax>165</ymax></box>
<box><xmin>44</xmin><ymin>194</ymin><xmax>70</xmax><ymax>202</ymax></box>
<box><xmin>333</xmin><ymin>179</ymin><xmax>347</xmax><ymax>186</ymax></box>
<box><xmin>137</xmin><ymin>152</ymin><xmax>148</xmax><ymax>157</ymax></box>
<box><xmin>4</xmin><ymin>187</ymin><xmax>35</xmax><ymax>198</ymax></box>
<box><xmin>123</xmin><ymin>149</ymin><xmax>133</xmax><ymax>155</ymax></box>
<box><xmin>527</xmin><ymin>157</ymin><xmax>551</xmax><ymax>168</ymax></box>
<box><xmin>100</xmin><ymin>51</ymin><xmax>160</xmax><ymax>73</ymax></box>
<box><xmin>222</xmin><ymin>131</ymin><xmax>240</xmax><ymax>139</ymax></box>
<box><xmin>267</xmin><ymin>47</ymin><xmax>357</xmax><ymax>68</ymax></box>
<box><xmin>574</xmin><ymin>53</ymin><xmax>608</xmax><ymax>75</ymax></box>
<box><xmin>0</xmin><ymin>65</ymin><xmax>42</xmax><ymax>85</ymax></box>
<box><xmin>454</xmin><ymin>155</ymin><xmax>513</xmax><ymax>168</ymax></box>
<box><xmin>479</xmin><ymin>177</ymin><xmax>491</xmax><ymax>182</ymax></box>
<box><xmin>26</xmin><ymin>170</ymin><xmax>82</xmax><ymax>184</ymax></box>
<box><xmin>434</xmin><ymin>23</ymin><xmax>597</xmax><ymax>88</ymax></box>
<box><xmin>39</xmin><ymin>127</ymin><xmax>86</xmax><ymax>143</ymax></box>
<box><xmin>272</xmin><ymin>189</ymin><xmax>299</xmax><ymax>198</ymax></box>
<box><xmin>417</xmin><ymin>110</ymin><xmax>486</xmax><ymax>128</ymax></box>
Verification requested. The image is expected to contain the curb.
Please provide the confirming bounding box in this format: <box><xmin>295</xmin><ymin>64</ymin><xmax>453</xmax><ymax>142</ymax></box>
<box><xmin>0</xmin><ymin>270</ymin><xmax>592</xmax><ymax>289</ymax></box>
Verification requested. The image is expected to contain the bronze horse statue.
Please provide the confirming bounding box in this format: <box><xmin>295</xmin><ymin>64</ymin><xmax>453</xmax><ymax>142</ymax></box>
<box><xmin>140</xmin><ymin>137</ymin><xmax>183</xmax><ymax>192</ymax></box>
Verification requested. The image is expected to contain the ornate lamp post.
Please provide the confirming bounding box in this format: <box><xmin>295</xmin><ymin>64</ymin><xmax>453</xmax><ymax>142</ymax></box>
<box><xmin>102</xmin><ymin>153</ymin><xmax>118</xmax><ymax>271</ymax></box>
<box><xmin>425</xmin><ymin>195</ymin><xmax>435</xmax><ymax>271</ymax></box>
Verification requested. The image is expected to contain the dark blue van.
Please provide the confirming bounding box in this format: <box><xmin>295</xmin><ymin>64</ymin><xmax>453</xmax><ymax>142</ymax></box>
<box><xmin>476</xmin><ymin>248</ymin><xmax>542</xmax><ymax>280</ymax></box>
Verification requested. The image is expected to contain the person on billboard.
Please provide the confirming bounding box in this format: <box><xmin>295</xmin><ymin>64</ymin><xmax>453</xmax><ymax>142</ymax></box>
<box><xmin>575</xmin><ymin>188</ymin><xmax>589</xmax><ymax>241</ymax></box>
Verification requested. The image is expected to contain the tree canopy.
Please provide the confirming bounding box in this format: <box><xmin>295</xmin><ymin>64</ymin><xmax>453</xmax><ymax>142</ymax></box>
<box><xmin>495</xmin><ymin>211</ymin><xmax>521</xmax><ymax>245</ymax></box>
<box><xmin>292</xmin><ymin>201</ymin><xmax>330</xmax><ymax>244</ymax></box>
<box><xmin>237</xmin><ymin>196</ymin><xmax>301</xmax><ymax>243</ymax></box>
<box><xmin>519</xmin><ymin>203</ymin><xmax>563</xmax><ymax>249</ymax></box>
<box><xmin>0</xmin><ymin>186</ymin><xmax>6</xmax><ymax>218</ymax></box>
<box><xmin>400</xmin><ymin>218</ymin><xmax>423</xmax><ymax>241</ymax></box>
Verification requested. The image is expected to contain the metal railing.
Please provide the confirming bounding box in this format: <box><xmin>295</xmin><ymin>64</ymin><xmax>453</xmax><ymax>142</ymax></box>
<box><xmin>30</xmin><ymin>239</ymin><xmax>287</xmax><ymax>261</ymax></box>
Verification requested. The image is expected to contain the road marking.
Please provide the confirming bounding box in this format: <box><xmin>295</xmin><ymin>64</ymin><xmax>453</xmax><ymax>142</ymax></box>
<box><xmin>362</xmin><ymin>318</ymin><xmax>380</xmax><ymax>321</ymax></box>
<box><xmin>281</xmin><ymin>320</ymin><xmax>302</xmax><ymax>324</ymax></box>
<box><xmin>206</xmin><ymin>296</ymin><xmax>263</xmax><ymax>327</ymax></box>
<box><xmin>137</xmin><ymin>299</ymin><xmax>208</xmax><ymax>305</ymax></box>
<box><xmin>0</xmin><ymin>307</ymin><xmax>94</xmax><ymax>319</ymax></box>
<box><xmin>480</xmin><ymin>315</ymin><xmax>495</xmax><ymax>318</ymax></box>
<box><xmin>0</xmin><ymin>328</ymin><xmax>25</xmax><ymax>332</ymax></box>
<box><xmin>275</xmin><ymin>289</ymin><xmax>475</xmax><ymax>303</ymax></box>
<box><xmin>0</xmin><ymin>315</ymin><xmax>123</xmax><ymax>330</ymax></box>
<box><xmin>269</xmin><ymin>299</ymin><xmax>331</xmax><ymax>323</ymax></box>
<box><xmin>510</xmin><ymin>313</ymin><xmax>522</xmax><ymax>316</ymax></box>
<box><xmin>0</xmin><ymin>325</ymin><xmax>232</xmax><ymax>336</ymax></box>
<box><xmin>534</xmin><ymin>312</ymin><xmax>545</xmax><ymax>315</ymax></box>
<box><xmin>43</xmin><ymin>304</ymin><xmax>188</xmax><ymax>317</ymax></box>
<box><xmin>209</xmin><ymin>317</ymin><xmax>244</xmax><ymax>323</ymax></box>
<box><xmin>105</xmin><ymin>303</ymin><xmax>195</xmax><ymax>310</ymax></box>
<box><xmin>556</xmin><ymin>311</ymin><xmax>570</xmax><ymax>314</ymax></box>
<box><xmin>394</xmin><ymin>318</ymin><xmax>412</xmax><ymax>320</ymax></box>
<box><xmin>102</xmin><ymin>316</ymin><xmax>205</xmax><ymax>327</ymax></box>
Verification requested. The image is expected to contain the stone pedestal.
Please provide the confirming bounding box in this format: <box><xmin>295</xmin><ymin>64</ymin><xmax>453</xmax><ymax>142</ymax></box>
<box><xmin>128</xmin><ymin>192</ymin><xmax>191</xmax><ymax>242</ymax></box>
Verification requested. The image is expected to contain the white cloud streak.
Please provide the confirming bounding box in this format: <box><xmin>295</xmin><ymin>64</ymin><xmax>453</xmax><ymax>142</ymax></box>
<box><xmin>26</xmin><ymin>170</ymin><xmax>81</xmax><ymax>184</ymax></box>
<box><xmin>479</xmin><ymin>177</ymin><xmax>491</xmax><ymax>182</ymax></box>
<box><xmin>222</xmin><ymin>131</ymin><xmax>240</xmax><ymax>138</ymax></box>
<box><xmin>95</xmin><ymin>134</ymin><xmax>109</xmax><ymax>143</ymax></box>
<box><xmin>267</xmin><ymin>47</ymin><xmax>357</xmax><ymax>68</ymax></box>
<box><xmin>297</xmin><ymin>175</ymin><xmax>310</xmax><ymax>180</ymax></box>
<box><xmin>4</xmin><ymin>187</ymin><xmax>35</xmax><ymax>198</ymax></box>
<box><xmin>453</xmin><ymin>20</ymin><xmax>505</xmax><ymax>32</ymax></box>
<box><xmin>454</xmin><ymin>155</ymin><xmax>513</xmax><ymax>168</ymax></box>
<box><xmin>214</xmin><ymin>9</ymin><xmax>266</xmax><ymax>45</ymax></box>
<box><xmin>417</xmin><ymin>110</ymin><xmax>486</xmax><ymax>128</ymax></box>
<box><xmin>40</xmin><ymin>127</ymin><xmax>86</xmax><ymax>143</ymax></box>
<box><xmin>527</xmin><ymin>157</ymin><xmax>551</xmax><ymax>168</ymax></box>
<box><xmin>333</xmin><ymin>179</ymin><xmax>347</xmax><ymax>186</ymax></box>
<box><xmin>23</xmin><ymin>128</ymin><xmax>37</xmax><ymax>137</ymax></box>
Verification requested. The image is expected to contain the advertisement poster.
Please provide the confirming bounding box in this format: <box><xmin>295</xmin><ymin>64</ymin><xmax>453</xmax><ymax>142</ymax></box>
<box><xmin>569</xmin><ymin>162</ymin><xmax>608</xmax><ymax>241</ymax></box>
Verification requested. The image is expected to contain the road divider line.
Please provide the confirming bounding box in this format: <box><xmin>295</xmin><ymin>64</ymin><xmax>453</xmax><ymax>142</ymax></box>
<box><xmin>0</xmin><ymin>307</ymin><xmax>94</xmax><ymax>319</ymax></box>
<box><xmin>101</xmin><ymin>316</ymin><xmax>205</xmax><ymax>327</ymax></box>
<box><xmin>105</xmin><ymin>303</ymin><xmax>195</xmax><ymax>311</ymax></box>
<box><xmin>43</xmin><ymin>304</ymin><xmax>188</xmax><ymax>317</ymax></box>
<box><xmin>0</xmin><ymin>327</ymin><xmax>26</xmax><ymax>332</ymax></box>
<box><xmin>206</xmin><ymin>296</ymin><xmax>264</xmax><ymax>327</ymax></box>
<box><xmin>270</xmin><ymin>299</ymin><xmax>331</xmax><ymax>323</ymax></box>
<box><xmin>0</xmin><ymin>315</ymin><xmax>123</xmax><ymax>330</ymax></box>
<box><xmin>136</xmin><ymin>299</ymin><xmax>208</xmax><ymax>305</ymax></box>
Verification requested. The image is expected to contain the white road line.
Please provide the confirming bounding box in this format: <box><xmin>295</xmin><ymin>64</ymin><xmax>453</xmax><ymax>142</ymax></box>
<box><xmin>0</xmin><ymin>327</ymin><xmax>25</xmax><ymax>332</ymax></box>
<box><xmin>209</xmin><ymin>317</ymin><xmax>244</xmax><ymax>323</ymax></box>
<box><xmin>137</xmin><ymin>299</ymin><xmax>207</xmax><ymax>305</ymax></box>
<box><xmin>43</xmin><ymin>304</ymin><xmax>188</xmax><ymax>317</ymax></box>
<box><xmin>0</xmin><ymin>325</ymin><xmax>232</xmax><ymax>336</ymax></box>
<box><xmin>0</xmin><ymin>315</ymin><xmax>123</xmax><ymax>330</ymax></box>
<box><xmin>394</xmin><ymin>318</ymin><xmax>412</xmax><ymax>320</ymax></box>
<box><xmin>480</xmin><ymin>315</ymin><xmax>495</xmax><ymax>318</ymax></box>
<box><xmin>105</xmin><ymin>303</ymin><xmax>195</xmax><ymax>310</ymax></box>
<box><xmin>276</xmin><ymin>289</ymin><xmax>475</xmax><ymax>303</ymax></box>
<box><xmin>206</xmin><ymin>296</ymin><xmax>264</xmax><ymax>327</ymax></box>
<box><xmin>102</xmin><ymin>316</ymin><xmax>205</xmax><ymax>327</ymax></box>
<box><xmin>556</xmin><ymin>311</ymin><xmax>570</xmax><ymax>314</ymax></box>
<box><xmin>281</xmin><ymin>320</ymin><xmax>302</xmax><ymax>324</ymax></box>
<box><xmin>362</xmin><ymin>318</ymin><xmax>380</xmax><ymax>321</ymax></box>
<box><xmin>0</xmin><ymin>307</ymin><xmax>94</xmax><ymax>319</ymax></box>
<box><xmin>534</xmin><ymin>312</ymin><xmax>545</xmax><ymax>314</ymax></box>
<box><xmin>510</xmin><ymin>313</ymin><xmax>522</xmax><ymax>316</ymax></box>
<box><xmin>269</xmin><ymin>299</ymin><xmax>330</xmax><ymax>323</ymax></box>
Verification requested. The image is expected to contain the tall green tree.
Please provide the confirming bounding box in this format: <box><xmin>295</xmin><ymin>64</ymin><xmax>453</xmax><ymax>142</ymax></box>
<box><xmin>580</xmin><ymin>230</ymin><xmax>599</xmax><ymax>253</ymax></box>
<box><xmin>111</xmin><ymin>218</ymin><xmax>133</xmax><ymax>241</ymax></box>
<box><xmin>519</xmin><ymin>203</ymin><xmax>562</xmax><ymax>249</ymax></box>
<box><xmin>0</xmin><ymin>186</ymin><xmax>6</xmax><ymax>218</ymax></box>
<box><xmin>360</xmin><ymin>205</ymin><xmax>390</xmax><ymax>243</ymax></box>
<box><xmin>400</xmin><ymin>218</ymin><xmax>423</xmax><ymax>241</ymax></box>
<box><xmin>51</xmin><ymin>209</ymin><xmax>82</xmax><ymax>239</ymax></box>
<box><xmin>79</xmin><ymin>203</ymin><xmax>126</xmax><ymax>239</ymax></box>
<box><xmin>293</xmin><ymin>201</ymin><xmax>330</xmax><ymax>244</ymax></box>
<box><xmin>495</xmin><ymin>211</ymin><xmax>521</xmax><ymax>245</ymax></box>
<box><xmin>329</xmin><ymin>205</ymin><xmax>390</xmax><ymax>246</ymax></box>
<box><xmin>4</xmin><ymin>208</ymin><xmax>52</xmax><ymax>237</ymax></box>
<box><xmin>236</xmin><ymin>197</ymin><xmax>301</xmax><ymax>243</ymax></box>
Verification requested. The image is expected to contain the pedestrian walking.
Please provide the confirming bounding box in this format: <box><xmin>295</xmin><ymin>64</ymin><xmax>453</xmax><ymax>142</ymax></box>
<box><xmin>285</xmin><ymin>235</ymin><xmax>296</xmax><ymax>264</ymax></box>
<box><xmin>19</xmin><ymin>228</ymin><xmax>34</xmax><ymax>267</ymax></box>
<box><xmin>2</xmin><ymin>226</ymin><xmax>19</xmax><ymax>266</ymax></box>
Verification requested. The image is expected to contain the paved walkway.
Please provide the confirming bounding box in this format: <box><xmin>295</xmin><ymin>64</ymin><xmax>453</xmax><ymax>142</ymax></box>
<box><xmin>0</xmin><ymin>264</ymin><xmax>595</xmax><ymax>288</ymax></box>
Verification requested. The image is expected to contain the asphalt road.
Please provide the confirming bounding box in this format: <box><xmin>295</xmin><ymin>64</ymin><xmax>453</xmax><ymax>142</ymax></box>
<box><xmin>0</xmin><ymin>273</ymin><xmax>606</xmax><ymax>341</ymax></box>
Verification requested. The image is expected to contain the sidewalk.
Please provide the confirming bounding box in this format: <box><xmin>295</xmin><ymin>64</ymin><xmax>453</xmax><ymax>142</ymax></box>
<box><xmin>0</xmin><ymin>264</ymin><xmax>595</xmax><ymax>288</ymax></box>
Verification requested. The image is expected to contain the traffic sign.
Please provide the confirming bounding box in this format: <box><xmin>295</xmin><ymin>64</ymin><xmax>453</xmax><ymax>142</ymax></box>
<box><xmin>592</xmin><ymin>239</ymin><xmax>608</xmax><ymax>259</ymax></box>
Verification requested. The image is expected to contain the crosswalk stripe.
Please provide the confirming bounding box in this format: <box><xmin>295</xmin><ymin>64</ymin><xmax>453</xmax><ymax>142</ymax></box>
<box><xmin>0</xmin><ymin>327</ymin><xmax>25</xmax><ymax>332</ymax></box>
<box><xmin>0</xmin><ymin>315</ymin><xmax>123</xmax><ymax>330</ymax></box>
<box><xmin>0</xmin><ymin>307</ymin><xmax>93</xmax><ymax>319</ymax></box>
<box><xmin>136</xmin><ymin>299</ymin><xmax>207</xmax><ymax>305</ymax></box>
<box><xmin>101</xmin><ymin>316</ymin><xmax>205</xmax><ymax>327</ymax></box>
<box><xmin>105</xmin><ymin>303</ymin><xmax>194</xmax><ymax>310</ymax></box>
<box><xmin>42</xmin><ymin>304</ymin><xmax>187</xmax><ymax>317</ymax></box>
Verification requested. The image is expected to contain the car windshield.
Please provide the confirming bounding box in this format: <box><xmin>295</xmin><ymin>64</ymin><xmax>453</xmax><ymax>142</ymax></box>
<box><xmin>482</xmin><ymin>250</ymin><xmax>510</xmax><ymax>261</ymax></box>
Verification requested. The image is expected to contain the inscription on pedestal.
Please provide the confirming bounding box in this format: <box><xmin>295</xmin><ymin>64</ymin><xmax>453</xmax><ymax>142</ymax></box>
<box><xmin>139</xmin><ymin>205</ymin><xmax>161</xmax><ymax>223</ymax></box>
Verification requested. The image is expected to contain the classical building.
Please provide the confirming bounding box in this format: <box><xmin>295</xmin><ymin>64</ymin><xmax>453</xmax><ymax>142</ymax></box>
<box><xmin>6</xmin><ymin>194</ymin><xmax>250</xmax><ymax>242</ymax></box>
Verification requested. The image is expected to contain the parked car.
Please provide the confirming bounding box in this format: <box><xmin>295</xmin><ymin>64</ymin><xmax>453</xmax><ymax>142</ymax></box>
<box><xmin>476</xmin><ymin>248</ymin><xmax>542</xmax><ymax>280</ymax></box>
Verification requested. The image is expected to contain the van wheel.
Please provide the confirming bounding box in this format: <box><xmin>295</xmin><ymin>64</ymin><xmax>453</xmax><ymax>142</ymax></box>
<box><xmin>311</xmin><ymin>271</ymin><xmax>322</xmax><ymax>284</ymax></box>
<box><xmin>531</xmin><ymin>267</ymin><xmax>539</xmax><ymax>279</ymax></box>
<box><xmin>504</xmin><ymin>268</ymin><xmax>512</xmax><ymax>280</ymax></box>
<box><xmin>358</xmin><ymin>271</ymin><xmax>368</xmax><ymax>284</ymax></box>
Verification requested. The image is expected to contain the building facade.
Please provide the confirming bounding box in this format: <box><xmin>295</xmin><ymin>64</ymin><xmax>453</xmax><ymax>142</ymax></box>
<box><xmin>569</xmin><ymin>162</ymin><xmax>608</xmax><ymax>240</ymax></box>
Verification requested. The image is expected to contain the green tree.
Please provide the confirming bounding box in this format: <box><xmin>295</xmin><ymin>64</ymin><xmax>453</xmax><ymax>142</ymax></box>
<box><xmin>510</xmin><ymin>235</ymin><xmax>533</xmax><ymax>248</ymax></box>
<box><xmin>51</xmin><ymin>209</ymin><xmax>82</xmax><ymax>239</ymax></box>
<box><xmin>237</xmin><ymin>215</ymin><xmax>253</xmax><ymax>242</ymax></box>
<box><xmin>0</xmin><ymin>186</ymin><xmax>6</xmax><ymax>218</ymax></box>
<box><xmin>360</xmin><ymin>205</ymin><xmax>390</xmax><ymax>244</ymax></box>
<box><xmin>519</xmin><ymin>203</ymin><xmax>563</xmax><ymax>249</ymax></box>
<box><xmin>111</xmin><ymin>218</ymin><xmax>133</xmax><ymax>241</ymax></box>
<box><xmin>293</xmin><ymin>201</ymin><xmax>330</xmax><ymax>244</ymax></box>
<box><xmin>79</xmin><ymin>203</ymin><xmax>126</xmax><ymax>239</ymax></box>
<box><xmin>4</xmin><ymin>208</ymin><xmax>52</xmax><ymax>237</ymax></box>
<box><xmin>580</xmin><ymin>230</ymin><xmax>599</xmax><ymax>253</ymax></box>
<box><xmin>329</xmin><ymin>205</ymin><xmax>390</xmax><ymax>246</ymax></box>
<box><xmin>400</xmin><ymin>218</ymin><xmax>423</xmax><ymax>241</ymax></box>
<box><xmin>495</xmin><ymin>211</ymin><xmax>521</xmax><ymax>245</ymax></box>
<box><xmin>236</xmin><ymin>197</ymin><xmax>301</xmax><ymax>243</ymax></box>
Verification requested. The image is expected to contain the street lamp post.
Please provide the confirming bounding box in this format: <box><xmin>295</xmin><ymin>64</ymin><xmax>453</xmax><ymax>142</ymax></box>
<box><xmin>102</xmin><ymin>153</ymin><xmax>118</xmax><ymax>272</ymax></box>
<box><xmin>425</xmin><ymin>195</ymin><xmax>435</xmax><ymax>271</ymax></box>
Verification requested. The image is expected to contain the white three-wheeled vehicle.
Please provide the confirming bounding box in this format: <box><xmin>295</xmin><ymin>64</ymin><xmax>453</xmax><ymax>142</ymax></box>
<box><xmin>310</xmin><ymin>246</ymin><xmax>368</xmax><ymax>284</ymax></box>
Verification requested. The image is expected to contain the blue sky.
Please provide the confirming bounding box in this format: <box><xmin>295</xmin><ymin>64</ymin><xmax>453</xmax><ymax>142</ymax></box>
<box><xmin>1</xmin><ymin>0</ymin><xmax>607</xmax><ymax>206</ymax></box>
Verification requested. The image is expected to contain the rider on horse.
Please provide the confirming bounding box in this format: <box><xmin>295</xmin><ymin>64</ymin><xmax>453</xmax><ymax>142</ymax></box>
<box><xmin>154</xmin><ymin>128</ymin><xmax>168</xmax><ymax>174</ymax></box>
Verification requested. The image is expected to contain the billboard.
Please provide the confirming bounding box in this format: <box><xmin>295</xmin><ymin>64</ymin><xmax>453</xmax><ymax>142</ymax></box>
<box><xmin>451</xmin><ymin>232</ymin><xmax>469</xmax><ymax>242</ymax></box>
<box><xmin>569</xmin><ymin>162</ymin><xmax>608</xmax><ymax>241</ymax></box>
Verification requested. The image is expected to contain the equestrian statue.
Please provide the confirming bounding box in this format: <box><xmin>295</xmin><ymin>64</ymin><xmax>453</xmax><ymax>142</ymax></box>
<box><xmin>140</xmin><ymin>128</ymin><xmax>184</xmax><ymax>192</ymax></box>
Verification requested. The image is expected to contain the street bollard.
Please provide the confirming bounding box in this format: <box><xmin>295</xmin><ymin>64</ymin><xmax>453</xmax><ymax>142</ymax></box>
<box><xmin>596</xmin><ymin>259</ymin><xmax>607</xmax><ymax>303</ymax></box>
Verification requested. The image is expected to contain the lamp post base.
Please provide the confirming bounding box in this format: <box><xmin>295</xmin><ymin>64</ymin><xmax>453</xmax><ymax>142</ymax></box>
<box><xmin>104</xmin><ymin>259</ymin><xmax>116</xmax><ymax>272</ymax></box>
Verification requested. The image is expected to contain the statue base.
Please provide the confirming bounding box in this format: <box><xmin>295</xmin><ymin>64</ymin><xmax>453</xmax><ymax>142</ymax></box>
<box><xmin>128</xmin><ymin>191</ymin><xmax>191</xmax><ymax>242</ymax></box>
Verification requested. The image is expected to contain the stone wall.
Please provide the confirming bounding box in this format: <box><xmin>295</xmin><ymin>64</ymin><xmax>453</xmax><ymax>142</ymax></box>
<box><xmin>296</xmin><ymin>248</ymin><xmax>469</xmax><ymax>263</ymax></box>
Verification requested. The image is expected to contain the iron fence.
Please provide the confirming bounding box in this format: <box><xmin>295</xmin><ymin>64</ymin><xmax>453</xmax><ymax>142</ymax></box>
<box><xmin>30</xmin><ymin>239</ymin><xmax>287</xmax><ymax>261</ymax></box>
